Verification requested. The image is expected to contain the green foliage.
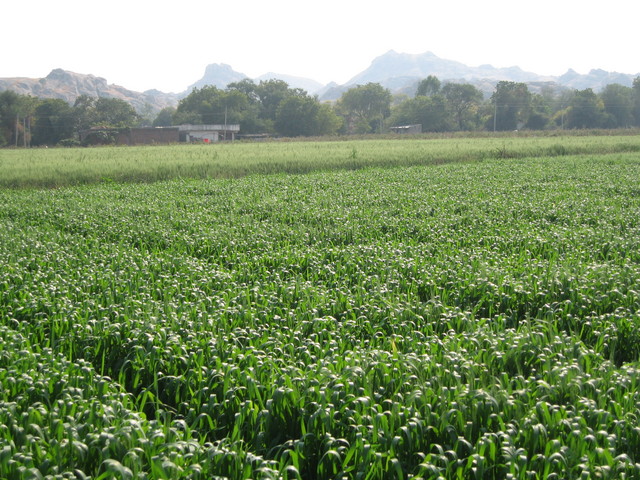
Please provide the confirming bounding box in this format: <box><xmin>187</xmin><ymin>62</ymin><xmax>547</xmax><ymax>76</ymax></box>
<box><xmin>255</xmin><ymin>79</ymin><xmax>307</xmax><ymax>123</ymax></box>
<box><xmin>152</xmin><ymin>107</ymin><xmax>176</xmax><ymax>127</ymax></box>
<box><xmin>174</xmin><ymin>86</ymin><xmax>255</xmax><ymax>128</ymax></box>
<box><xmin>72</xmin><ymin>95</ymin><xmax>139</xmax><ymax>130</ymax></box>
<box><xmin>416</xmin><ymin>75</ymin><xmax>441</xmax><ymax>97</ymax></box>
<box><xmin>442</xmin><ymin>83</ymin><xmax>483</xmax><ymax>130</ymax></box>
<box><xmin>566</xmin><ymin>89</ymin><xmax>608</xmax><ymax>129</ymax></box>
<box><xmin>4</xmin><ymin>75</ymin><xmax>640</xmax><ymax>150</ymax></box>
<box><xmin>600</xmin><ymin>84</ymin><xmax>634</xmax><ymax>128</ymax></box>
<box><xmin>31</xmin><ymin>99</ymin><xmax>74</xmax><ymax>146</ymax></box>
<box><xmin>1</xmin><ymin>143</ymin><xmax>640</xmax><ymax>478</ymax></box>
<box><xmin>275</xmin><ymin>95</ymin><xmax>340</xmax><ymax>137</ymax></box>
<box><xmin>387</xmin><ymin>95</ymin><xmax>451</xmax><ymax>132</ymax></box>
<box><xmin>0</xmin><ymin>90</ymin><xmax>38</xmax><ymax>146</ymax></box>
<box><xmin>177</xmin><ymin>80</ymin><xmax>317</xmax><ymax>135</ymax></box>
<box><xmin>2</xmin><ymin>134</ymin><xmax>640</xmax><ymax>189</ymax></box>
<box><xmin>633</xmin><ymin>77</ymin><xmax>640</xmax><ymax>126</ymax></box>
<box><xmin>0</xmin><ymin>90</ymin><xmax>22</xmax><ymax>145</ymax></box>
<box><xmin>525</xmin><ymin>92</ymin><xmax>554</xmax><ymax>130</ymax></box>
<box><xmin>337</xmin><ymin>83</ymin><xmax>392</xmax><ymax>134</ymax></box>
<box><xmin>491</xmin><ymin>81</ymin><xmax>531</xmax><ymax>131</ymax></box>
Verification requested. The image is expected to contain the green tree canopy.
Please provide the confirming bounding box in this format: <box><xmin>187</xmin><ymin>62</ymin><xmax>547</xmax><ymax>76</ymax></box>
<box><xmin>633</xmin><ymin>77</ymin><xmax>640</xmax><ymax>126</ymax></box>
<box><xmin>0</xmin><ymin>91</ymin><xmax>38</xmax><ymax>146</ymax></box>
<box><xmin>72</xmin><ymin>95</ymin><xmax>139</xmax><ymax>131</ymax></box>
<box><xmin>228</xmin><ymin>78</ymin><xmax>309</xmax><ymax>133</ymax></box>
<box><xmin>442</xmin><ymin>82</ymin><xmax>483</xmax><ymax>130</ymax></box>
<box><xmin>416</xmin><ymin>76</ymin><xmax>441</xmax><ymax>97</ymax></box>
<box><xmin>566</xmin><ymin>89</ymin><xmax>607</xmax><ymax>129</ymax></box>
<box><xmin>152</xmin><ymin>107</ymin><xmax>176</xmax><ymax>127</ymax></box>
<box><xmin>600</xmin><ymin>83</ymin><xmax>634</xmax><ymax>128</ymax></box>
<box><xmin>275</xmin><ymin>95</ymin><xmax>340</xmax><ymax>137</ymax></box>
<box><xmin>524</xmin><ymin>93</ymin><xmax>552</xmax><ymax>130</ymax></box>
<box><xmin>0</xmin><ymin>90</ymin><xmax>22</xmax><ymax>146</ymax></box>
<box><xmin>93</xmin><ymin>97</ymin><xmax>139</xmax><ymax>127</ymax></box>
<box><xmin>226</xmin><ymin>78</ymin><xmax>261</xmax><ymax>103</ymax></box>
<box><xmin>31</xmin><ymin>98</ymin><xmax>74</xmax><ymax>146</ymax></box>
<box><xmin>337</xmin><ymin>83</ymin><xmax>391</xmax><ymax>134</ymax></box>
<box><xmin>387</xmin><ymin>95</ymin><xmax>450</xmax><ymax>132</ymax></box>
<box><xmin>257</xmin><ymin>79</ymin><xmax>307</xmax><ymax>122</ymax></box>
<box><xmin>491</xmin><ymin>81</ymin><xmax>531</xmax><ymax>131</ymax></box>
<box><xmin>174</xmin><ymin>86</ymin><xmax>259</xmax><ymax>131</ymax></box>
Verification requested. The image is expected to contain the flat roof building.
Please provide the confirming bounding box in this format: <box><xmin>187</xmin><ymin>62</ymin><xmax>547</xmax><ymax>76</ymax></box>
<box><xmin>80</xmin><ymin>124</ymin><xmax>241</xmax><ymax>145</ymax></box>
<box><xmin>390</xmin><ymin>124</ymin><xmax>422</xmax><ymax>134</ymax></box>
<box><xmin>178</xmin><ymin>124</ymin><xmax>240</xmax><ymax>143</ymax></box>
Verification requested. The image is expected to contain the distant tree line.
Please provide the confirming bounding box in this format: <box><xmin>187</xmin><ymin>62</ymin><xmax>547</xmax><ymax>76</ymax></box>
<box><xmin>0</xmin><ymin>93</ymin><xmax>140</xmax><ymax>147</ymax></box>
<box><xmin>2</xmin><ymin>75</ymin><xmax>640</xmax><ymax>146</ymax></box>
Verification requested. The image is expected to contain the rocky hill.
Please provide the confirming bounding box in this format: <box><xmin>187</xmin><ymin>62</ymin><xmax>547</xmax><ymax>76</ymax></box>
<box><xmin>186</xmin><ymin>63</ymin><xmax>248</xmax><ymax>91</ymax></box>
<box><xmin>254</xmin><ymin>72</ymin><xmax>324</xmax><ymax>94</ymax></box>
<box><xmin>347</xmin><ymin>50</ymin><xmax>552</xmax><ymax>87</ymax></box>
<box><xmin>317</xmin><ymin>50</ymin><xmax>639</xmax><ymax>100</ymax></box>
<box><xmin>0</xmin><ymin>69</ymin><xmax>179</xmax><ymax>113</ymax></box>
<box><xmin>186</xmin><ymin>64</ymin><xmax>325</xmax><ymax>94</ymax></box>
<box><xmin>2</xmin><ymin>51</ymin><xmax>638</xmax><ymax>111</ymax></box>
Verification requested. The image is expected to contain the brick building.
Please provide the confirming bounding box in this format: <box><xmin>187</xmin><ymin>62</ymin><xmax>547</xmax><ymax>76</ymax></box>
<box><xmin>80</xmin><ymin>124</ymin><xmax>240</xmax><ymax>145</ymax></box>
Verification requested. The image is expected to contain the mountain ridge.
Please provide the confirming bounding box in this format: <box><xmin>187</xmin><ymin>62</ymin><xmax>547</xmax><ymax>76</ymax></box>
<box><xmin>0</xmin><ymin>68</ymin><xmax>180</xmax><ymax>113</ymax></box>
<box><xmin>2</xmin><ymin>51</ymin><xmax>638</xmax><ymax>111</ymax></box>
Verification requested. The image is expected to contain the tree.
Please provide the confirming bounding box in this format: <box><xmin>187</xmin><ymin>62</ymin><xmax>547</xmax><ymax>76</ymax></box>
<box><xmin>275</xmin><ymin>95</ymin><xmax>340</xmax><ymax>137</ymax></box>
<box><xmin>549</xmin><ymin>89</ymin><xmax>575</xmax><ymax>129</ymax></box>
<box><xmin>179</xmin><ymin>81</ymin><xmax>314</xmax><ymax>134</ymax></box>
<box><xmin>31</xmin><ymin>98</ymin><xmax>74</xmax><ymax>146</ymax></box>
<box><xmin>525</xmin><ymin>92</ymin><xmax>553</xmax><ymax>130</ymax></box>
<box><xmin>491</xmin><ymin>81</ymin><xmax>531</xmax><ymax>131</ymax></box>
<box><xmin>69</xmin><ymin>95</ymin><xmax>140</xmax><ymax>144</ymax></box>
<box><xmin>71</xmin><ymin>95</ymin><xmax>97</xmax><ymax>133</ymax></box>
<box><xmin>93</xmin><ymin>97</ymin><xmax>139</xmax><ymax>127</ymax></box>
<box><xmin>71</xmin><ymin>95</ymin><xmax>139</xmax><ymax>132</ymax></box>
<box><xmin>416</xmin><ymin>76</ymin><xmax>441</xmax><ymax>97</ymax></box>
<box><xmin>388</xmin><ymin>95</ymin><xmax>451</xmax><ymax>132</ymax></box>
<box><xmin>0</xmin><ymin>91</ymin><xmax>38</xmax><ymax>146</ymax></box>
<box><xmin>227</xmin><ymin>78</ymin><xmax>260</xmax><ymax>103</ymax></box>
<box><xmin>337</xmin><ymin>83</ymin><xmax>391</xmax><ymax>134</ymax></box>
<box><xmin>600</xmin><ymin>83</ymin><xmax>634</xmax><ymax>128</ymax></box>
<box><xmin>229</xmin><ymin>79</ymin><xmax>311</xmax><ymax>133</ymax></box>
<box><xmin>174</xmin><ymin>86</ymin><xmax>223</xmax><ymax>124</ymax></box>
<box><xmin>152</xmin><ymin>107</ymin><xmax>176</xmax><ymax>127</ymax></box>
<box><xmin>633</xmin><ymin>77</ymin><xmax>640</xmax><ymax>126</ymax></box>
<box><xmin>0</xmin><ymin>90</ymin><xmax>23</xmax><ymax>146</ymax></box>
<box><xmin>565</xmin><ymin>88</ymin><xmax>607</xmax><ymax>129</ymax></box>
<box><xmin>256</xmin><ymin>79</ymin><xmax>306</xmax><ymax>123</ymax></box>
<box><xmin>314</xmin><ymin>103</ymin><xmax>343</xmax><ymax>136</ymax></box>
<box><xmin>175</xmin><ymin>86</ymin><xmax>257</xmax><ymax>129</ymax></box>
<box><xmin>442</xmin><ymin>82</ymin><xmax>483</xmax><ymax>130</ymax></box>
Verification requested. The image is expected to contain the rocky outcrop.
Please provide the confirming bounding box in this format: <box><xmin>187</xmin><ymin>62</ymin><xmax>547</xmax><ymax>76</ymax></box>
<box><xmin>0</xmin><ymin>69</ymin><xmax>179</xmax><ymax>113</ymax></box>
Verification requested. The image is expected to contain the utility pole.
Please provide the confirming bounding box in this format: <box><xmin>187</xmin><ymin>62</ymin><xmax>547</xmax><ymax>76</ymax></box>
<box><xmin>224</xmin><ymin>106</ymin><xmax>228</xmax><ymax>141</ymax></box>
<box><xmin>493</xmin><ymin>103</ymin><xmax>497</xmax><ymax>132</ymax></box>
<box><xmin>15</xmin><ymin>115</ymin><xmax>19</xmax><ymax>147</ymax></box>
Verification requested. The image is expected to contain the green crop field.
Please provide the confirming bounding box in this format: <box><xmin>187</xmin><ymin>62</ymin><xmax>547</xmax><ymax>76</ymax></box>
<box><xmin>2</xmin><ymin>132</ymin><xmax>640</xmax><ymax>189</ymax></box>
<box><xmin>1</xmin><ymin>136</ymin><xmax>640</xmax><ymax>479</ymax></box>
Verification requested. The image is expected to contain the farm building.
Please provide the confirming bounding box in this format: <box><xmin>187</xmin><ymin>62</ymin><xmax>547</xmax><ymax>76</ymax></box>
<box><xmin>80</xmin><ymin>124</ymin><xmax>240</xmax><ymax>145</ymax></box>
<box><xmin>80</xmin><ymin>126</ymin><xmax>179</xmax><ymax>145</ymax></box>
<box><xmin>390</xmin><ymin>124</ymin><xmax>423</xmax><ymax>134</ymax></box>
<box><xmin>178</xmin><ymin>124</ymin><xmax>240</xmax><ymax>143</ymax></box>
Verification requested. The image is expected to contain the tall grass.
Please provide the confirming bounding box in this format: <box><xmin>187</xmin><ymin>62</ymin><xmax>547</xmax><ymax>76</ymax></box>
<box><xmin>2</xmin><ymin>134</ymin><xmax>640</xmax><ymax>188</ymax></box>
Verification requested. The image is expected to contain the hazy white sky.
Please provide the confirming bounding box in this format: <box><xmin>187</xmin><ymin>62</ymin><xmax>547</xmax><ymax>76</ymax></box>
<box><xmin>2</xmin><ymin>0</ymin><xmax>637</xmax><ymax>93</ymax></box>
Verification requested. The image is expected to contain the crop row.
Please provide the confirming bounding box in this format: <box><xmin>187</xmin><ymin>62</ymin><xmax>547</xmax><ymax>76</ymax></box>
<box><xmin>1</xmin><ymin>153</ymin><xmax>640</xmax><ymax>478</ymax></box>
